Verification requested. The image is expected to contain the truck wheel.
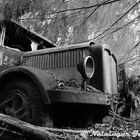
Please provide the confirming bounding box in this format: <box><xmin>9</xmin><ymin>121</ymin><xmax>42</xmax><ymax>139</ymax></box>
<box><xmin>0</xmin><ymin>78</ymin><xmax>53</xmax><ymax>127</ymax></box>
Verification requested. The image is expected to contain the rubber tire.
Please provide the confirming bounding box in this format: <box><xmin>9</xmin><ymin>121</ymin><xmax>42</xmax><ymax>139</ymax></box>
<box><xmin>0</xmin><ymin>78</ymin><xmax>53</xmax><ymax>127</ymax></box>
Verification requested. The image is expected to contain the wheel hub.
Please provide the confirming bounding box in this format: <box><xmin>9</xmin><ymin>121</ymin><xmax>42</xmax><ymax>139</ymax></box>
<box><xmin>0</xmin><ymin>90</ymin><xmax>31</xmax><ymax>121</ymax></box>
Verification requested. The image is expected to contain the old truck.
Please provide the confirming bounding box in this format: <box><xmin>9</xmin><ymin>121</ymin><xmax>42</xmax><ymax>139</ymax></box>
<box><xmin>0</xmin><ymin>20</ymin><xmax>131</xmax><ymax>128</ymax></box>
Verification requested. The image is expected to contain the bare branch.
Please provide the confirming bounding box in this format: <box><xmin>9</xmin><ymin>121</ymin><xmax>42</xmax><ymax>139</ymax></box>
<box><xmin>126</xmin><ymin>55</ymin><xmax>140</xmax><ymax>63</ymax></box>
<box><xmin>82</xmin><ymin>7</ymin><xmax>99</xmax><ymax>25</ymax></box>
<box><xmin>82</xmin><ymin>0</ymin><xmax>115</xmax><ymax>25</ymax></box>
<box><xmin>98</xmin><ymin>15</ymin><xmax>140</xmax><ymax>40</ymax></box>
<box><xmin>51</xmin><ymin>0</ymin><xmax>121</xmax><ymax>15</ymax></box>
<box><xmin>93</xmin><ymin>0</ymin><xmax>140</xmax><ymax>40</ymax></box>
<box><xmin>109</xmin><ymin>110</ymin><xmax>140</xmax><ymax>122</ymax></box>
<box><xmin>125</xmin><ymin>40</ymin><xmax>140</xmax><ymax>62</ymax></box>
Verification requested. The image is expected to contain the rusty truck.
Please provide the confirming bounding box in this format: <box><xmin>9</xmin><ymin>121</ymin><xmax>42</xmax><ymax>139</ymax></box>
<box><xmin>0</xmin><ymin>20</ymin><xmax>133</xmax><ymax>128</ymax></box>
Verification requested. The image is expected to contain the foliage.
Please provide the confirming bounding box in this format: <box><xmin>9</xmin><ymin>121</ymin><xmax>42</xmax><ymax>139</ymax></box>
<box><xmin>0</xmin><ymin>0</ymin><xmax>140</xmax><ymax>73</ymax></box>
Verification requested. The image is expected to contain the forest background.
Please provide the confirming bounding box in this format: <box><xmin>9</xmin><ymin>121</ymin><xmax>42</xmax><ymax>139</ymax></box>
<box><xmin>0</xmin><ymin>0</ymin><xmax>140</xmax><ymax>76</ymax></box>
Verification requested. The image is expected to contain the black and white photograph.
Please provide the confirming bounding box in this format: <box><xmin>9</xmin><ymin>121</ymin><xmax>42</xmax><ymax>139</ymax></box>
<box><xmin>0</xmin><ymin>0</ymin><xmax>139</xmax><ymax>139</ymax></box>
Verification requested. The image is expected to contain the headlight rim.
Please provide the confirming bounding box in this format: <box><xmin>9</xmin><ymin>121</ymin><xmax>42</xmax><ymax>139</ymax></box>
<box><xmin>83</xmin><ymin>56</ymin><xmax>95</xmax><ymax>79</ymax></box>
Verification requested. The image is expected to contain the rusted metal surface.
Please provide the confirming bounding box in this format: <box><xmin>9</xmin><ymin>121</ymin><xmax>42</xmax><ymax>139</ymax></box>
<box><xmin>0</xmin><ymin>20</ymin><xmax>123</xmax><ymax>129</ymax></box>
<box><xmin>0</xmin><ymin>66</ymin><xmax>58</xmax><ymax>104</ymax></box>
<box><xmin>23</xmin><ymin>48</ymin><xmax>87</xmax><ymax>69</ymax></box>
<box><xmin>89</xmin><ymin>44</ymin><xmax>118</xmax><ymax>95</ymax></box>
<box><xmin>0</xmin><ymin>20</ymin><xmax>118</xmax><ymax>108</ymax></box>
<box><xmin>48</xmin><ymin>89</ymin><xmax>108</xmax><ymax>105</ymax></box>
<box><xmin>0</xmin><ymin>45</ymin><xmax>22</xmax><ymax>67</ymax></box>
<box><xmin>22</xmin><ymin>46</ymin><xmax>89</xmax><ymax>84</ymax></box>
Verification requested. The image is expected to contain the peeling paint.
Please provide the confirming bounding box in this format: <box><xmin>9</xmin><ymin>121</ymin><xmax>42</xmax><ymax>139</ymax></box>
<box><xmin>0</xmin><ymin>46</ymin><xmax>23</xmax><ymax>67</ymax></box>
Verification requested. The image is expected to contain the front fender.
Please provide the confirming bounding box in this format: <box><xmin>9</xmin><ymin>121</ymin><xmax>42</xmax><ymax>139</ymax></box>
<box><xmin>0</xmin><ymin>66</ymin><xmax>58</xmax><ymax>104</ymax></box>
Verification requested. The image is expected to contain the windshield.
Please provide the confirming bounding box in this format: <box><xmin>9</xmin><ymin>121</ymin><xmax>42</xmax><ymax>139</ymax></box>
<box><xmin>0</xmin><ymin>20</ymin><xmax>56</xmax><ymax>52</ymax></box>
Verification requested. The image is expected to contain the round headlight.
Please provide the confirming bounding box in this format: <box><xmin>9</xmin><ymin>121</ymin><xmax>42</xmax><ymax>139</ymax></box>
<box><xmin>84</xmin><ymin>56</ymin><xmax>95</xmax><ymax>79</ymax></box>
<box><xmin>77</xmin><ymin>56</ymin><xmax>95</xmax><ymax>79</ymax></box>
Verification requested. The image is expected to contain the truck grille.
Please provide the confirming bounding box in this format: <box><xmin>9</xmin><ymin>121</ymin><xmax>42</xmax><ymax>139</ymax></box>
<box><xmin>23</xmin><ymin>48</ymin><xmax>87</xmax><ymax>70</ymax></box>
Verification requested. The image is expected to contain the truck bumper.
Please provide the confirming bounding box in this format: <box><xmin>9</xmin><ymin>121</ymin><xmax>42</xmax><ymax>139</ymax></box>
<box><xmin>48</xmin><ymin>89</ymin><xmax>109</xmax><ymax>105</ymax></box>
